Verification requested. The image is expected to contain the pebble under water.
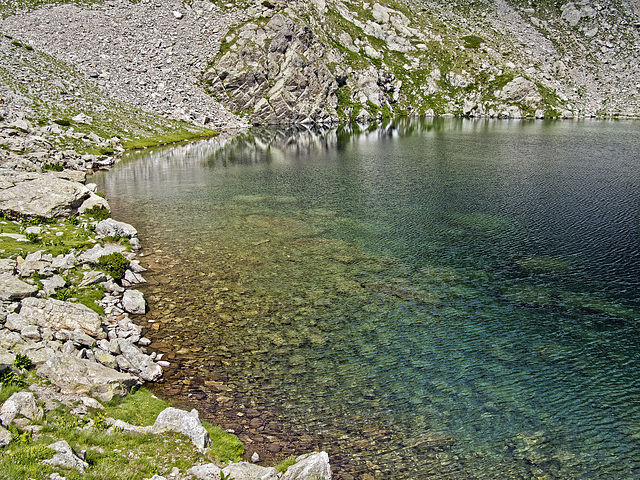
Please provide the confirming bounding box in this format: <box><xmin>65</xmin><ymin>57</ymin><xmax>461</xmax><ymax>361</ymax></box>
<box><xmin>94</xmin><ymin>118</ymin><xmax>640</xmax><ymax>479</ymax></box>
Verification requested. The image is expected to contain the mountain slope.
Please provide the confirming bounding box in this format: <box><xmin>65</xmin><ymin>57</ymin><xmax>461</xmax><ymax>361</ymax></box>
<box><xmin>204</xmin><ymin>0</ymin><xmax>640</xmax><ymax>123</ymax></box>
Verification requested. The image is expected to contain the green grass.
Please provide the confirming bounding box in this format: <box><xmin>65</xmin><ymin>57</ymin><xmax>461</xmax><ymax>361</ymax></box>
<box><xmin>122</xmin><ymin>130</ymin><xmax>219</xmax><ymax>150</ymax></box>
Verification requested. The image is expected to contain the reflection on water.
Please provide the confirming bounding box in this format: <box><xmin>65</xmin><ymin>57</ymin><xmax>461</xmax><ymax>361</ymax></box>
<box><xmin>95</xmin><ymin>118</ymin><xmax>640</xmax><ymax>479</ymax></box>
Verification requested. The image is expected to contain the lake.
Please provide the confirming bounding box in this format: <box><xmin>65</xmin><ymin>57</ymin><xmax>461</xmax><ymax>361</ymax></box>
<box><xmin>94</xmin><ymin>118</ymin><xmax>640</xmax><ymax>479</ymax></box>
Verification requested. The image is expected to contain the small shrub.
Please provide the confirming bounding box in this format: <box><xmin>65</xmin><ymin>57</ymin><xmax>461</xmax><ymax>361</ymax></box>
<box><xmin>13</xmin><ymin>354</ymin><xmax>33</xmax><ymax>370</ymax></box>
<box><xmin>67</xmin><ymin>215</ymin><xmax>80</xmax><ymax>226</ymax></box>
<box><xmin>461</xmin><ymin>35</ymin><xmax>484</xmax><ymax>49</ymax></box>
<box><xmin>85</xmin><ymin>205</ymin><xmax>111</xmax><ymax>221</ymax></box>
<box><xmin>275</xmin><ymin>455</ymin><xmax>298</xmax><ymax>473</ymax></box>
<box><xmin>54</xmin><ymin>287</ymin><xmax>75</xmax><ymax>301</ymax></box>
<box><xmin>0</xmin><ymin>369</ymin><xmax>27</xmax><ymax>388</ymax></box>
<box><xmin>96</xmin><ymin>252</ymin><xmax>129</xmax><ymax>281</ymax></box>
<box><xmin>41</xmin><ymin>162</ymin><xmax>64</xmax><ymax>172</ymax></box>
<box><xmin>11</xmin><ymin>40</ymin><xmax>22</xmax><ymax>48</ymax></box>
<box><xmin>94</xmin><ymin>410</ymin><xmax>109</xmax><ymax>430</ymax></box>
<box><xmin>25</xmin><ymin>232</ymin><xmax>40</xmax><ymax>243</ymax></box>
<box><xmin>53</xmin><ymin>118</ymin><xmax>71</xmax><ymax>126</ymax></box>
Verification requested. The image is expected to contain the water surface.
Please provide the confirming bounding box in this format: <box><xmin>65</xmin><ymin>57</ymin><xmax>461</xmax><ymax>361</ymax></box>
<box><xmin>95</xmin><ymin>118</ymin><xmax>640</xmax><ymax>479</ymax></box>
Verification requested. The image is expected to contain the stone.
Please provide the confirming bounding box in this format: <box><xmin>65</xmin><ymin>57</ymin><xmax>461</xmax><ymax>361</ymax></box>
<box><xmin>117</xmin><ymin>338</ymin><xmax>162</xmax><ymax>381</ymax></box>
<box><xmin>79</xmin><ymin>270</ymin><xmax>107</xmax><ymax>287</ymax></box>
<box><xmin>96</xmin><ymin>218</ymin><xmax>138</xmax><ymax>239</ymax></box>
<box><xmin>51</xmin><ymin>252</ymin><xmax>77</xmax><ymax>271</ymax></box>
<box><xmin>19</xmin><ymin>297</ymin><xmax>104</xmax><ymax>338</ymax></box>
<box><xmin>498</xmin><ymin>77</ymin><xmax>542</xmax><ymax>105</ymax></box>
<box><xmin>153</xmin><ymin>407</ymin><xmax>210</xmax><ymax>451</ymax></box>
<box><xmin>71</xmin><ymin>113</ymin><xmax>92</xmax><ymax>124</ymax></box>
<box><xmin>42</xmin><ymin>440</ymin><xmax>89</xmax><ymax>472</ymax></box>
<box><xmin>251</xmin><ymin>451</ymin><xmax>260</xmax><ymax>462</ymax></box>
<box><xmin>188</xmin><ymin>464</ymin><xmax>222</xmax><ymax>480</ymax></box>
<box><xmin>122</xmin><ymin>289</ymin><xmax>146</xmax><ymax>315</ymax></box>
<box><xmin>107</xmin><ymin>417</ymin><xmax>153</xmax><ymax>434</ymax></box>
<box><xmin>0</xmin><ymin>273</ymin><xmax>38</xmax><ymax>301</ymax></box>
<box><xmin>0</xmin><ymin>426</ymin><xmax>11</xmax><ymax>447</ymax></box>
<box><xmin>40</xmin><ymin>274</ymin><xmax>66</xmax><ymax>296</ymax></box>
<box><xmin>79</xmin><ymin>244</ymin><xmax>127</xmax><ymax>264</ymax></box>
<box><xmin>0</xmin><ymin>391</ymin><xmax>44</xmax><ymax>426</ymax></box>
<box><xmin>5</xmin><ymin>313</ymin><xmax>35</xmax><ymax>332</ymax></box>
<box><xmin>0</xmin><ymin>175</ymin><xmax>91</xmax><ymax>219</ymax></box>
<box><xmin>20</xmin><ymin>324</ymin><xmax>41</xmax><ymax>341</ymax></box>
<box><xmin>280</xmin><ymin>452</ymin><xmax>332</xmax><ymax>480</ymax></box>
<box><xmin>221</xmin><ymin>462</ymin><xmax>279</xmax><ymax>480</ymax></box>
<box><xmin>36</xmin><ymin>353</ymin><xmax>138</xmax><ymax>401</ymax></box>
<box><xmin>78</xmin><ymin>192</ymin><xmax>111</xmax><ymax>214</ymax></box>
<box><xmin>0</xmin><ymin>258</ymin><xmax>16</xmax><ymax>274</ymax></box>
<box><xmin>123</xmin><ymin>269</ymin><xmax>146</xmax><ymax>285</ymax></box>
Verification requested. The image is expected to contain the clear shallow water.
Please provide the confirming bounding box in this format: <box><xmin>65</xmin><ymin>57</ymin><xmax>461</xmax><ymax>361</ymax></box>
<box><xmin>95</xmin><ymin>118</ymin><xmax>640</xmax><ymax>479</ymax></box>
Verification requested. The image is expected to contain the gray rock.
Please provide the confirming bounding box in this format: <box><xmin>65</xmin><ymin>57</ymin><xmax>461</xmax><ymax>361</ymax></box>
<box><xmin>0</xmin><ymin>391</ymin><xmax>44</xmax><ymax>426</ymax></box>
<box><xmin>96</xmin><ymin>218</ymin><xmax>138</xmax><ymax>239</ymax></box>
<box><xmin>79</xmin><ymin>270</ymin><xmax>107</xmax><ymax>287</ymax></box>
<box><xmin>78</xmin><ymin>193</ymin><xmax>110</xmax><ymax>214</ymax></box>
<box><xmin>0</xmin><ymin>273</ymin><xmax>38</xmax><ymax>301</ymax></box>
<box><xmin>40</xmin><ymin>274</ymin><xmax>66</xmax><ymax>296</ymax></box>
<box><xmin>37</xmin><ymin>353</ymin><xmax>138</xmax><ymax>401</ymax></box>
<box><xmin>51</xmin><ymin>252</ymin><xmax>77</xmax><ymax>271</ymax></box>
<box><xmin>0</xmin><ymin>258</ymin><xmax>16</xmax><ymax>274</ymax></box>
<box><xmin>0</xmin><ymin>425</ymin><xmax>11</xmax><ymax>447</ymax></box>
<box><xmin>122</xmin><ymin>289</ymin><xmax>146</xmax><ymax>315</ymax></box>
<box><xmin>188</xmin><ymin>464</ymin><xmax>222</xmax><ymax>480</ymax></box>
<box><xmin>281</xmin><ymin>452</ymin><xmax>332</xmax><ymax>480</ymax></box>
<box><xmin>0</xmin><ymin>175</ymin><xmax>91</xmax><ymax>219</ymax></box>
<box><xmin>106</xmin><ymin>416</ymin><xmax>153</xmax><ymax>433</ymax></box>
<box><xmin>117</xmin><ymin>338</ymin><xmax>162</xmax><ymax>382</ymax></box>
<box><xmin>79</xmin><ymin>244</ymin><xmax>127</xmax><ymax>264</ymax></box>
<box><xmin>123</xmin><ymin>269</ymin><xmax>146</xmax><ymax>285</ymax></box>
<box><xmin>221</xmin><ymin>462</ymin><xmax>279</xmax><ymax>480</ymax></box>
<box><xmin>153</xmin><ymin>407</ymin><xmax>210</xmax><ymax>451</ymax></box>
<box><xmin>42</xmin><ymin>440</ymin><xmax>89</xmax><ymax>472</ymax></box>
<box><xmin>19</xmin><ymin>297</ymin><xmax>104</xmax><ymax>338</ymax></box>
<box><xmin>5</xmin><ymin>313</ymin><xmax>35</xmax><ymax>332</ymax></box>
<box><xmin>20</xmin><ymin>324</ymin><xmax>41</xmax><ymax>341</ymax></box>
<box><xmin>93</xmin><ymin>349</ymin><xmax>118</xmax><ymax>369</ymax></box>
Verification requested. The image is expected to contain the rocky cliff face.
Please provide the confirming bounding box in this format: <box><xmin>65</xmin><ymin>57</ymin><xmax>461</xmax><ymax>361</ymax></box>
<box><xmin>203</xmin><ymin>0</ymin><xmax>640</xmax><ymax>123</ymax></box>
<box><xmin>1</xmin><ymin>0</ymin><xmax>639</xmax><ymax>127</ymax></box>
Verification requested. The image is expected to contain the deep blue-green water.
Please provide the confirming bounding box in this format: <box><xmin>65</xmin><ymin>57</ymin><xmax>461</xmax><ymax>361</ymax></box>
<box><xmin>95</xmin><ymin>118</ymin><xmax>640</xmax><ymax>479</ymax></box>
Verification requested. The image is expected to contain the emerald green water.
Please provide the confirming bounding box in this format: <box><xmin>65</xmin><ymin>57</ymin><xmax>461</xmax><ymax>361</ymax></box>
<box><xmin>95</xmin><ymin>118</ymin><xmax>640</xmax><ymax>479</ymax></box>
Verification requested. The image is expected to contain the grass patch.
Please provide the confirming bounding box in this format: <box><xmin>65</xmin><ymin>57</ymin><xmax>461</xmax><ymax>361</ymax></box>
<box><xmin>275</xmin><ymin>454</ymin><xmax>298</xmax><ymax>473</ymax></box>
<box><xmin>122</xmin><ymin>130</ymin><xmax>218</xmax><ymax>150</ymax></box>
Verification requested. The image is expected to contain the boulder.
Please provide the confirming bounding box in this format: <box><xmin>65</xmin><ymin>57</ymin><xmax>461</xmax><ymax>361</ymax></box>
<box><xmin>5</xmin><ymin>313</ymin><xmax>36</xmax><ymax>332</ymax></box>
<box><xmin>42</xmin><ymin>440</ymin><xmax>89</xmax><ymax>472</ymax></box>
<box><xmin>0</xmin><ymin>258</ymin><xmax>17</xmax><ymax>274</ymax></box>
<box><xmin>153</xmin><ymin>407</ymin><xmax>210</xmax><ymax>451</ymax></box>
<box><xmin>19</xmin><ymin>297</ymin><xmax>104</xmax><ymax>338</ymax></box>
<box><xmin>188</xmin><ymin>464</ymin><xmax>222</xmax><ymax>480</ymax></box>
<box><xmin>0</xmin><ymin>273</ymin><xmax>38</xmax><ymax>301</ymax></box>
<box><xmin>221</xmin><ymin>462</ymin><xmax>279</xmax><ymax>480</ymax></box>
<box><xmin>122</xmin><ymin>289</ymin><xmax>146</xmax><ymax>315</ymax></box>
<box><xmin>0</xmin><ymin>391</ymin><xmax>44</xmax><ymax>426</ymax></box>
<box><xmin>96</xmin><ymin>218</ymin><xmax>138</xmax><ymax>239</ymax></box>
<box><xmin>78</xmin><ymin>192</ymin><xmax>111</xmax><ymax>214</ymax></box>
<box><xmin>0</xmin><ymin>175</ymin><xmax>91</xmax><ymax>219</ymax></box>
<box><xmin>37</xmin><ymin>353</ymin><xmax>138</xmax><ymax>401</ymax></box>
<box><xmin>281</xmin><ymin>452</ymin><xmax>332</xmax><ymax>480</ymax></box>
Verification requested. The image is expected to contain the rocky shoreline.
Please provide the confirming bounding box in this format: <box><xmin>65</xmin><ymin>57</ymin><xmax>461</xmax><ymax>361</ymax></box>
<box><xmin>0</xmin><ymin>102</ymin><xmax>331</xmax><ymax>478</ymax></box>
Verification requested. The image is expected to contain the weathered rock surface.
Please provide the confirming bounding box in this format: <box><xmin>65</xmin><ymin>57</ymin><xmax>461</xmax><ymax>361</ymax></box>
<box><xmin>42</xmin><ymin>440</ymin><xmax>89</xmax><ymax>472</ymax></box>
<box><xmin>37</xmin><ymin>353</ymin><xmax>138</xmax><ymax>401</ymax></box>
<box><xmin>122</xmin><ymin>289</ymin><xmax>146</xmax><ymax>315</ymax></box>
<box><xmin>19</xmin><ymin>297</ymin><xmax>104</xmax><ymax>339</ymax></box>
<box><xmin>96</xmin><ymin>218</ymin><xmax>138</xmax><ymax>239</ymax></box>
<box><xmin>153</xmin><ymin>407</ymin><xmax>210</xmax><ymax>451</ymax></box>
<box><xmin>0</xmin><ymin>175</ymin><xmax>91</xmax><ymax>219</ymax></box>
<box><xmin>281</xmin><ymin>451</ymin><xmax>332</xmax><ymax>480</ymax></box>
<box><xmin>188</xmin><ymin>464</ymin><xmax>223</xmax><ymax>480</ymax></box>
<box><xmin>0</xmin><ymin>426</ymin><xmax>11</xmax><ymax>447</ymax></box>
<box><xmin>0</xmin><ymin>273</ymin><xmax>37</xmax><ymax>301</ymax></box>
<box><xmin>204</xmin><ymin>13</ymin><xmax>341</xmax><ymax>124</ymax></box>
<box><xmin>117</xmin><ymin>338</ymin><xmax>162</xmax><ymax>382</ymax></box>
<box><xmin>0</xmin><ymin>391</ymin><xmax>44</xmax><ymax>426</ymax></box>
<box><xmin>221</xmin><ymin>462</ymin><xmax>280</xmax><ymax>480</ymax></box>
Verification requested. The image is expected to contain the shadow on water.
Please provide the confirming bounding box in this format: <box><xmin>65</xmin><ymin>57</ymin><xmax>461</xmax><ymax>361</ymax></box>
<box><xmin>95</xmin><ymin>118</ymin><xmax>640</xmax><ymax>479</ymax></box>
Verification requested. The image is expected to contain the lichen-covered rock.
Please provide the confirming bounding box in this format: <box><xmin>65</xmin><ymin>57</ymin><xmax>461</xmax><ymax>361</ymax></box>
<box><xmin>37</xmin><ymin>353</ymin><xmax>138</xmax><ymax>401</ymax></box>
<box><xmin>122</xmin><ymin>289</ymin><xmax>146</xmax><ymax>315</ymax></box>
<box><xmin>0</xmin><ymin>426</ymin><xmax>11</xmax><ymax>447</ymax></box>
<box><xmin>0</xmin><ymin>175</ymin><xmax>91</xmax><ymax>219</ymax></box>
<box><xmin>117</xmin><ymin>338</ymin><xmax>162</xmax><ymax>382</ymax></box>
<box><xmin>19</xmin><ymin>297</ymin><xmax>104</xmax><ymax>339</ymax></box>
<box><xmin>153</xmin><ymin>407</ymin><xmax>210</xmax><ymax>451</ymax></box>
<box><xmin>96</xmin><ymin>218</ymin><xmax>137</xmax><ymax>239</ymax></box>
